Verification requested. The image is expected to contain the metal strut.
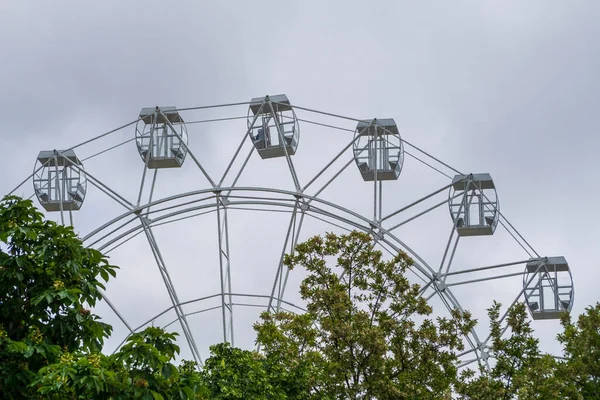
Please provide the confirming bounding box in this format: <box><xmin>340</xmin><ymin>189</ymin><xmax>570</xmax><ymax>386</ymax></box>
<box><xmin>267</xmin><ymin>202</ymin><xmax>303</xmax><ymax>313</ymax></box>
<box><xmin>139</xmin><ymin>218</ymin><xmax>204</xmax><ymax>366</ymax></box>
<box><xmin>215</xmin><ymin>194</ymin><xmax>235</xmax><ymax>344</ymax></box>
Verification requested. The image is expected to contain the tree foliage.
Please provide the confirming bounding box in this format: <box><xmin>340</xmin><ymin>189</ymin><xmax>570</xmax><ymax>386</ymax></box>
<box><xmin>28</xmin><ymin>326</ymin><xmax>211</xmax><ymax>399</ymax></box>
<box><xmin>556</xmin><ymin>303</ymin><xmax>600</xmax><ymax>398</ymax></box>
<box><xmin>254</xmin><ymin>231</ymin><xmax>476</xmax><ymax>399</ymax></box>
<box><xmin>455</xmin><ymin>302</ymin><xmax>563</xmax><ymax>399</ymax></box>
<box><xmin>201</xmin><ymin>342</ymin><xmax>284</xmax><ymax>399</ymax></box>
<box><xmin>456</xmin><ymin>301</ymin><xmax>600</xmax><ymax>400</ymax></box>
<box><xmin>0</xmin><ymin>196</ymin><xmax>207</xmax><ymax>399</ymax></box>
<box><xmin>1</xmin><ymin>195</ymin><xmax>599</xmax><ymax>399</ymax></box>
<box><xmin>0</xmin><ymin>195</ymin><xmax>117</xmax><ymax>397</ymax></box>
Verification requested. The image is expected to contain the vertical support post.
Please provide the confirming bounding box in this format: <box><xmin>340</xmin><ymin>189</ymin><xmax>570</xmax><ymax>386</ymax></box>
<box><xmin>478</xmin><ymin>193</ymin><xmax>484</xmax><ymax>226</ymax></box>
<box><xmin>215</xmin><ymin>194</ymin><xmax>232</xmax><ymax>343</ymax></box>
<box><xmin>373</xmin><ymin>122</ymin><xmax>378</xmax><ymax>223</ymax></box>
<box><xmin>223</xmin><ymin>207</ymin><xmax>234</xmax><ymax>344</ymax></box>
<box><xmin>554</xmin><ymin>268</ymin><xmax>560</xmax><ymax>311</ymax></box>
<box><xmin>379</xmin><ymin>180</ymin><xmax>383</xmax><ymax>222</ymax></box>
<box><xmin>216</xmin><ymin>195</ymin><xmax>235</xmax><ymax>345</ymax></box>
<box><xmin>53</xmin><ymin>152</ymin><xmax>65</xmax><ymax>225</ymax></box>
<box><xmin>463</xmin><ymin>191</ymin><xmax>470</xmax><ymax>226</ymax></box>
<box><xmin>539</xmin><ymin>269</ymin><xmax>545</xmax><ymax>311</ymax></box>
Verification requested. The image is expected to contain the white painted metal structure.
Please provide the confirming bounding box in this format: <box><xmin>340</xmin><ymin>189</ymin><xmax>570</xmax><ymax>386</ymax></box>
<box><xmin>524</xmin><ymin>257</ymin><xmax>574</xmax><ymax>320</ymax></box>
<box><xmin>33</xmin><ymin>149</ymin><xmax>87</xmax><ymax>224</ymax></box>
<box><xmin>353</xmin><ymin>118</ymin><xmax>403</xmax><ymax>181</ymax></box>
<box><xmin>449</xmin><ymin>173</ymin><xmax>499</xmax><ymax>237</ymax></box>
<box><xmin>10</xmin><ymin>94</ymin><xmax>573</xmax><ymax>371</ymax></box>
<box><xmin>248</xmin><ymin>94</ymin><xmax>299</xmax><ymax>160</ymax></box>
<box><xmin>135</xmin><ymin>106</ymin><xmax>188</xmax><ymax>169</ymax></box>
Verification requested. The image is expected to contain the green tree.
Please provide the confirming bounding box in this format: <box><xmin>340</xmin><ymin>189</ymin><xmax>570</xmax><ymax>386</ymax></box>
<box><xmin>455</xmin><ymin>302</ymin><xmax>567</xmax><ymax>399</ymax></box>
<box><xmin>0</xmin><ymin>195</ymin><xmax>117</xmax><ymax>398</ymax></box>
<box><xmin>0</xmin><ymin>196</ymin><xmax>207</xmax><ymax>399</ymax></box>
<box><xmin>31</xmin><ymin>327</ymin><xmax>211</xmax><ymax>399</ymax></box>
<box><xmin>29</xmin><ymin>349</ymin><xmax>118</xmax><ymax>399</ymax></box>
<box><xmin>556</xmin><ymin>302</ymin><xmax>600</xmax><ymax>398</ymax></box>
<box><xmin>201</xmin><ymin>342</ymin><xmax>284</xmax><ymax>399</ymax></box>
<box><xmin>254</xmin><ymin>231</ymin><xmax>475</xmax><ymax>399</ymax></box>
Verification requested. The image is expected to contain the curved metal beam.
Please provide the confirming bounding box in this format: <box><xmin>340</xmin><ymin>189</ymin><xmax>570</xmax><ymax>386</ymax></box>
<box><xmin>83</xmin><ymin>186</ymin><xmax>489</xmax><ymax>362</ymax></box>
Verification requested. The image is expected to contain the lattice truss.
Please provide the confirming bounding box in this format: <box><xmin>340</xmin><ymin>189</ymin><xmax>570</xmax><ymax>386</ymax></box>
<box><xmin>10</xmin><ymin>95</ymin><xmax>574</xmax><ymax>370</ymax></box>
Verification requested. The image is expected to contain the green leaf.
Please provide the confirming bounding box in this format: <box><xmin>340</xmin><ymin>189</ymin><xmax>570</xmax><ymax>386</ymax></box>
<box><xmin>162</xmin><ymin>363</ymin><xmax>173</xmax><ymax>379</ymax></box>
<box><xmin>24</xmin><ymin>345</ymin><xmax>35</xmax><ymax>358</ymax></box>
<box><xmin>151</xmin><ymin>391</ymin><xmax>164</xmax><ymax>400</ymax></box>
<box><xmin>8</xmin><ymin>340</ymin><xmax>28</xmax><ymax>353</ymax></box>
<box><xmin>182</xmin><ymin>386</ymin><xmax>195</xmax><ymax>399</ymax></box>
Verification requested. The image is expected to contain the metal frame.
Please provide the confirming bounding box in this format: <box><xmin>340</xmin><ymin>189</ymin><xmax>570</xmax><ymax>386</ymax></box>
<box><xmin>135</xmin><ymin>107</ymin><xmax>189</xmax><ymax>169</ymax></box>
<box><xmin>216</xmin><ymin>193</ymin><xmax>235</xmax><ymax>344</ymax></box>
<box><xmin>353</xmin><ymin>118</ymin><xmax>404</xmax><ymax>182</ymax></box>
<box><xmin>449</xmin><ymin>173</ymin><xmax>500</xmax><ymax>237</ymax></box>
<box><xmin>523</xmin><ymin>257</ymin><xmax>574</xmax><ymax>320</ymax></box>
<box><xmin>247</xmin><ymin>95</ymin><xmax>300</xmax><ymax>163</ymax></box>
<box><xmin>32</xmin><ymin>150</ymin><xmax>87</xmax><ymax>223</ymax></box>
<box><xmin>74</xmin><ymin>185</ymin><xmax>542</xmax><ymax>367</ymax></box>
<box><xmin>9</xmin><ymin>96</ymin><xmax>571</xmax><ymax>371</ymax></box>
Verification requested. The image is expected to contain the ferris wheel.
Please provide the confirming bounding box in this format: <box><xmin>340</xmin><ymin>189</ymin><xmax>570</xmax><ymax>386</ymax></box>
<box><xmin>11</xmin><ymin>94</ymin><xmax>574</xmax><ymax>369</ymax></box>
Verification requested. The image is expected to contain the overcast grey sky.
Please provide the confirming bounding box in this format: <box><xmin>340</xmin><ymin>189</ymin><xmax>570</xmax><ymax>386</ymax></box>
<box><xmin>1</xmin><ymin>1</ymin><xmax>599</xmax><ymax>363</ymax></box>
